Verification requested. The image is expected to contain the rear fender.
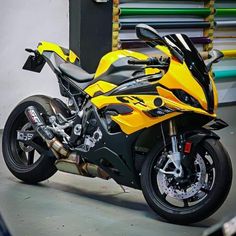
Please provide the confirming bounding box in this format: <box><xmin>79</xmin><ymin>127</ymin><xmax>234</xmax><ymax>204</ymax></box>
<box><xmin>49</xmin><ymin>98</ymin><xmax>71</xmax><ymax>118</ymax></box>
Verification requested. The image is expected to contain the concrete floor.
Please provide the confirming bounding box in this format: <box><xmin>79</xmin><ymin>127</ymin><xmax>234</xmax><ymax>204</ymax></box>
<box><xmin>0</xmin><ymin>106</ymin><xmax>235</xmax><ymax>236</ymax></box>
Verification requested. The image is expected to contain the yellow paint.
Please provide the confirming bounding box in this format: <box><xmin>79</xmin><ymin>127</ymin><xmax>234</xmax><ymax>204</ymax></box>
<box><xmin>159</xmin><ymin>59</ymin><xmax>208</xmax><ymax>111</ymax></box>
<box><xmin>84</xmin><ymin>81</ymin><xmax>117</xmax><ymax>97</ymax></box>
<box><xmin>112</xmin><ymin>111</ymin><xmax>181</xmax><ymax>134</ymax></box>
<box><xmin>91</xmin><ymin>94</ymin><xmax>216</xmax><ymax>134</ymax></box>
<box><xmin>155</xmin><ymin>45</ymin><xmax>172</xmax><ymax>57</ymax></box>
<box><xmin>94</xmin><ymin>50</ymin><xmax>148</xmax><ymax>78</ymax></box>
<box><xmin>37</xmin><ymin>41</ymin><xmax>79</xmax><ymax>63</ymax></box>
<box><xmin>68</xmin><ymin>50</ymin><xmax>79</xmax><ymax>63</ymax></box>
<box><xmin>145</xmin><ymin>68</ymin><xmax>161</xmax><ymax>75</ymax></box>
<box><xmin>157</xmin><ymin>87</ymin><xmax>182</xmax><ymax>104</ymax></box>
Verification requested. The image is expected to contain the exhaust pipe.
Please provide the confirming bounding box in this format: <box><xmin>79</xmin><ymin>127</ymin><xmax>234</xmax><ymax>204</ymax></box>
<box><xmin>25</xmin><ymin>106</ymin><xmax>77</xmax><ymax>160</ymax></box>
<box><xmin>55</xmin><ymin>160</ymin><xmax>110</xmax><ymax>180</ymax></box>
<box><xmin>25</xmin><ymin>106</ymin><xmax>54</xmax><ymax>140</ymax></box>
<box><xmin>25</xmin><ymin>106</ymin><xmax>110</xmax><ymax>180</ymax></box>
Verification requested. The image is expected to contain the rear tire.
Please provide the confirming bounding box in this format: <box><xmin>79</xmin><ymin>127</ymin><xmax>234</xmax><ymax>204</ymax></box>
<box><xmin>141</xmin><ymin>138</ymin><xmax>232</xmax><ymax>224</ymax></box>
<box><xmin>2</xmin><ymin>95</ymin><xmax>57</xmax><ymax>184</ymax></box>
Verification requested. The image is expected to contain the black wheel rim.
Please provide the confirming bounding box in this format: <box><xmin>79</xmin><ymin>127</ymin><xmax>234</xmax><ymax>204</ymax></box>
<box><xmin>8</xmin><ymin>106</ymin><xmax>50</xmax><ymax>170</ymax></box>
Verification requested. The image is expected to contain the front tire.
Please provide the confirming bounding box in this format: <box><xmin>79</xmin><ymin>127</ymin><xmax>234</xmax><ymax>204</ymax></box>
<box><xmin>141</xmin><ymin>138</ymin><xmax>232</xmax><ymax>224</ymax></box>
<box><xmin>2</xmin><ymin>95</ymin><xmax>57</xmax><ymax>184</ymax></box>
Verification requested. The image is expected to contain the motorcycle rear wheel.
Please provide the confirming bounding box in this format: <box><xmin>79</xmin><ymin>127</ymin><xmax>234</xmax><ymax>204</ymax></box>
<box><xmin>141</xmin><ymin>138</ymin><xmax>232</xmax><ymax>224</ymax></box>
<box><xmin>2</xmin><ymin>95</ymin><xmax>57</xmax><ymax>184</ymax></box>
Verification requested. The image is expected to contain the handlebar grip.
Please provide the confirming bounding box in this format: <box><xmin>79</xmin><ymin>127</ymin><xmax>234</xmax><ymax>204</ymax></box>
<box><xmin>128</xmin><ymin>59</ymin><xmax>149</xmax><ymax>65</ymax></box>
<box><xmin>128</xmin><ymin>57</ymin><xmax>160</xmax><ymax>65</ymax></box>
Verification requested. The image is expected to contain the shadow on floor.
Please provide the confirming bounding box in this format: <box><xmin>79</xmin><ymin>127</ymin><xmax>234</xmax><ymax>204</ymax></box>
<box><xmin>10</xmin><ymin>178</ymin><xmax>217</xmax><ymax>228</ymax></box>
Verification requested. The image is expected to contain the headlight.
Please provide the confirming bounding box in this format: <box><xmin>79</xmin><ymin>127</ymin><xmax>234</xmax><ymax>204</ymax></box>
<box><xmin>173</xmin><ymin>89</ymin><xmax>202</xmax><ymax>109</ymax></box>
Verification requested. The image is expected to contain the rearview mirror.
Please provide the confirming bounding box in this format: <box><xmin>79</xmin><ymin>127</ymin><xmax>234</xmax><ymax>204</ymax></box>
<box><xmin>205</xmin><ymin>49</ymin><xmax>224</xmax><ymax>72</ymax></box>
<box><xmin>136</xmin><ymin>24</ymin><xmax>184</xmax><ymax>63</ymax></box>
<box><xmin>136</xmin><ymin>24</ymin><xmax>166</xmax><ymax>46</ymax></box>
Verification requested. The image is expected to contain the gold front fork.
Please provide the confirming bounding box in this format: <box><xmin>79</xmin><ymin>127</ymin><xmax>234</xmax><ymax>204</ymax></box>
<box><xmin>169</xmin><ymin>119</ymin><xmax>178</xmax><ymax>153</ymax></box>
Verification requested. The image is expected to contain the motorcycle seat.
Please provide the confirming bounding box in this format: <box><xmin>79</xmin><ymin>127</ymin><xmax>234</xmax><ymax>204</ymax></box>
<box><xmin>59</xmin><ymin>63</ymin><xmax>94</xmax><ymax>83</ymax></box>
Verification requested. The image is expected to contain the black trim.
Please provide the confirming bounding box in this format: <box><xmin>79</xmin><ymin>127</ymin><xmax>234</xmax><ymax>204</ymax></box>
<box><xmin>172</xmin><ymin>89</ymin><xmax>202</xmax><ymax>109</ymax></box>
<box><xmin>88</xmin><ymin>57</ymin><xmax>144</xmax><ymax>86</ymax></box>
<box><xmin>154</xmin><ymin>98</ymin><xmax>163</xmax><ymax>107</ymax></box>
<box><xmin>105</xmin><ymin>104</ymin><xmax>133</xmax><ymax>115</ymax></box>
<box><xmin>204</xmin><ymin>118</ymin><xmax>228</xmax><ymax>130</ymax></box>
<box><xmin>111</xmin><ymin>81</ymin><xmax>158</xmax><ymax>96</ymax></box>
<box><xmin>185</xmin><ymin>130</ymin><xmax>220</xmax><ymax>149</ymax></box>
<box><xmin>145</xmin><ymin>106</ymin><xmax>174</xmax><ymax>117</ymax></box>
<box><xmin>108</xmin><ymin>74</ymin><xmax>161</xmax><ymax>96</ymax></box>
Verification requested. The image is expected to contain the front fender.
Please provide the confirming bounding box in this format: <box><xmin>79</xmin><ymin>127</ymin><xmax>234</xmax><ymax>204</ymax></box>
<box><xmin>185</xmin><ymin>129</ymin><xmax>220</xmax><ymax>147</ymax></box>
<box><xmin>181</xmin><ymin>129</ymin><xmax>220</xmax><ymax>172</ymax></box>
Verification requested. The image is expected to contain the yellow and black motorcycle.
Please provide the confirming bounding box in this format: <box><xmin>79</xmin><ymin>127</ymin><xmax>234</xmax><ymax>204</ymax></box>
<box><xmin>2</xmin><ymin>24</ymin><xmax>232</xmax><ymax>224</ymax></box>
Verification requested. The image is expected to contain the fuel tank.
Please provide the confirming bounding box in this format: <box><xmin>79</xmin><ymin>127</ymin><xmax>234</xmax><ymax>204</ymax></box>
<box><xmin>84</xmin><ymin>50</ymin><xmax>160</xmax><ymax>97</ymax></box>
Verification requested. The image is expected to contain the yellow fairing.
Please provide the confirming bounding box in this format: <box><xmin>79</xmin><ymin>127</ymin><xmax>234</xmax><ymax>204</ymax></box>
<box><xmin>94</xmin><ymin>50</ymin><xmax>148</xmax><ymax>78</ymax></box>
<box><xmin>112</xmin><ymin>110</ymin><xmax>180</xmax><ymax>135</ymax></box>
<box><xmin>91</xmin><ymin>94</ymin><xmax>181</xmax><ymax>134</ymax></box>
<box><xmin>157</xmin><ymin>87</ymin><xmax>182</xmax><ymax>104</ymax></box>
<box><xmin>159</xmin><ymin>59</ymin><xmax>208</xmax><ymax>111</ymax></box>
<box><xmin>91</xmin><ymin>93</ymin><xmax>216</xmax><ymax>134</ymax></box>
<box><xmin>84</xmin><ymin>81</ymin><xmax>117</xmax><ymax>97</ymax></box>
<box><xmin>155</xmin><ymin>44</ymin><xmax>218</xmax><ymax>113</ymax></box>
<box><xmin>156</xmin><ymin>86</ymin><xmax>217</xmax><ymax>117</ymax></box>
<box><xmin>155</xmin><ymin>45</ymin><xmax>172</xmax><ymax>57</ymax></box>
<box><xmin>37</xmin><ymin>41</ymin><xmax>79</xmax><ymax>63</ymax></box>
<box><xmin>145</xmin><ymin>68</ymin><xmax>161</xmax><ymax>75</ymax></box>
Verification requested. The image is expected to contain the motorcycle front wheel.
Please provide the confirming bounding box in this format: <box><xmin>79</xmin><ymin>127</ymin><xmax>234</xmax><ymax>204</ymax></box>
<box><xmin>141</xmin><ymin>138</ymin><xmax>232</xmax><ymax>224</ymax></box>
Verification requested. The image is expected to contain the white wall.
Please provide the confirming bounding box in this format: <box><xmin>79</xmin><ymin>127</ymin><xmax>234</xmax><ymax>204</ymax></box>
<box><xmin>0</xmin><ymin>0</ymin><xmax>69</xmax><ymax>128</ymax></box>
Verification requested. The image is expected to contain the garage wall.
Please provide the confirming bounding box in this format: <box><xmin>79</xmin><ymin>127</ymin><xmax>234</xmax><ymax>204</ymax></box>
<box><xmin>0</xmin><ymin>1</ymin><xmax>235</xmax><ymax>129</ymax></box>
<box><xmin>0</xmin><ymin>0</ymin><xmax>69</xmax><ymax>129</ymax></box>
<box><xmin>119</xmin><ymin>1</ymin><xmax>236</xmax><ymax>105</ymax></box>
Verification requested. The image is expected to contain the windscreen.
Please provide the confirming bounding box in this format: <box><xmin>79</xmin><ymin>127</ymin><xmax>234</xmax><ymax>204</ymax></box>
<box><xmin>164</xmin><ymin>34</ymin><xmax>207</xmax><ymax>74</ymax></box>
<box><xmin>163</xmin><ymin>33</ymin><xmax>214</xmax><ymax>113</ymax></box>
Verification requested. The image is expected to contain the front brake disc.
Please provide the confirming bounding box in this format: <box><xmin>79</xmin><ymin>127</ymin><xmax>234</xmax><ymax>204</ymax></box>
<box><xmin>157</xmin><ymin>154</ymin><xmax>206</xmax><ymax>199</ymax></box>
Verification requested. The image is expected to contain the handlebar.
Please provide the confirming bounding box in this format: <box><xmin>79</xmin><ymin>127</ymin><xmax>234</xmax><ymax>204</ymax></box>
<box><xmin>128</xmin><ymin>57</ymin><xmax>169</xmax><ymax>68</ymax></box>
<box><xmin>128</xmin><ymin>57</ymin><xmax>160</xmax><ymax>65</ymax></box>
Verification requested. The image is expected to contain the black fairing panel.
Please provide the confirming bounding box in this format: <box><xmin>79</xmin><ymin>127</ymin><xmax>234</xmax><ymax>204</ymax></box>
<box><xmin>89</xmin><ymin>57</ymin><xmax>144</xmax><ymax>86</ymax></box>
<box><xmin>164</xmin><ymin>34</ymin><xmax>214</xmax><ymax>113</ymax></box>
<box><xmin>75</xmin><ymin>103</ymin><xmax>142</xmax><ymax>189</ymax></box>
